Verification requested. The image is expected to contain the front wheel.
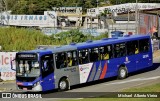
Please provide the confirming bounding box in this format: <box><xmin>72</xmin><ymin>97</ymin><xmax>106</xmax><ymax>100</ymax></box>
<box><xmin>118</xmin><ymin>66</ymin><xmax>128</xmax><ymax>79</ymax></box>
<box><xmin>58</xmin><ymin>78</ymin><xmax>69</xmax><ymax>91</ymax></box>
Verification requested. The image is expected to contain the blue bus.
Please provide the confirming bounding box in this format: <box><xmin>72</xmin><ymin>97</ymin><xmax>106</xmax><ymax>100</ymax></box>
<box><xmin>11</xmin><ymin>35</ymin><xmax>153</xmax><ymax>91</ymax></box>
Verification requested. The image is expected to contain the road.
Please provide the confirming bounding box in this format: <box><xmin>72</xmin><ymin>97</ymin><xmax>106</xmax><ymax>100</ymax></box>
<box><xmin>0</xmin><ymin>55</ymin><xmax>160</xmax><ymax>101</ymax></box>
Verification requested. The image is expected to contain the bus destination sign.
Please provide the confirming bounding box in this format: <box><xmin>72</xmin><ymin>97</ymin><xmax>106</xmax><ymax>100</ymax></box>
<box><xmin>16</xmin><ymin>53</ymin><xmax>37</xmax><ymax>60</ymax></box>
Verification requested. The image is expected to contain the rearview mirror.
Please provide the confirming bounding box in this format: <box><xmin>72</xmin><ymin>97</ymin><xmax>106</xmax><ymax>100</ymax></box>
<box><xmin>11</xmin><ymin>59</ymin><xmax>16</xmax><ymax>71</ymax></box>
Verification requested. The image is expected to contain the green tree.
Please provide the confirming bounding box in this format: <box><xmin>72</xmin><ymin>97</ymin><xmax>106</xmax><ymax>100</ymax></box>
<box><xmin>0</xmin><ymin>27</ymin><xmax>108</xmax><ymax>51</ymax></box>
<box><xmin>109</xmin><ymin>0</ymin><xmax>156</xmax><ymax>4</ymax></box>
<box><xmin>7</xmin><ymin>0</ymin><xmax>100</xmax><ymax>14</ymax></box>
<box><xmin>55</xmin><ymin>29</ymin><xmax>89</xmax><ymax>44</ymax></box>
<box><xmin>6</xmin><ymin>0</ymin><xmax>17</xmax><ymax>10</ymax></box>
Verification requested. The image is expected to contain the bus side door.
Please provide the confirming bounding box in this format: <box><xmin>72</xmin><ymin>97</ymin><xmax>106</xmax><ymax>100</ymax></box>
<box><xmin>136</xmin><ymin>39</ymin><xmax>151</xmax><ymax>70</ymax></box>
<box><xmin>41</xmin><ymin>54</ymin><xmax>55</xmax><ymax>91</ymax></box>
<box><xmin>126</xmin><ymin>40</ymin><xmax>139</xmax><ymax>72</ymax></box>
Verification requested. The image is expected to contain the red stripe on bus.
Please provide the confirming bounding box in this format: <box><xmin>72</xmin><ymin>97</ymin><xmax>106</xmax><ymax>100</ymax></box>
<box><xmin>17</xmin><ymin>82</ymin><xmax>23</xmax><ymax>85</ymax></box>
<box><xmin>100</xmin><ymin>62</ymin><xmax>108</xmax><ymax>79</ymax></box>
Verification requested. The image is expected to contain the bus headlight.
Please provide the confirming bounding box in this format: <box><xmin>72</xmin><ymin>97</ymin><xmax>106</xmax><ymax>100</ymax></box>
<box><xmin>33</xmin><ymin>81</ymin><xmax>40</xmax><ymax>87</ymax></box>
<box><xmin>33</xmin><ymin>81</ymin><xmax>42</xmax><ymax>91</ymax></box>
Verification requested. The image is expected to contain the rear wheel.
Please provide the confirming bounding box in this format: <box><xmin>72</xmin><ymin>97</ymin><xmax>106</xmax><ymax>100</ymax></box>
<box><xmin>58</xmin><ymin>78</ymin><xmax>69</xmax><ymax>91</ymax></box>
<box><xmin>118</xmin><ymin>66</ymin><xmax>128</xmax><ymax>79</ymax></box>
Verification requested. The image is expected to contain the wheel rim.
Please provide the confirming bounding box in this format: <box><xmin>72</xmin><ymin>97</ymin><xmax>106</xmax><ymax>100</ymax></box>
<box><xmin>60</xmin><ymin>81</ymin><xmax>66</xmax><ymax>90</ymax></box>
<box><xmin>120</xmin><ymin>69</ymin><xmax>126</xmax><ymax>78</ymax></box>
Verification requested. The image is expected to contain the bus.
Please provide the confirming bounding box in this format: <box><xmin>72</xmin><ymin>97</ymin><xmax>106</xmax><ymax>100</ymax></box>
<box><xmin>11</xmin><ymin>35</ymin><xmax>153</xmax><ymax>91</ymax></box>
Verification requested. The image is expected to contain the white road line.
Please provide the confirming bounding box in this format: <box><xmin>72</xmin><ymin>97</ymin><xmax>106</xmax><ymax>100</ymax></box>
<box><xmin>74</xmin><ymin>98</ymin><xmax>84</xmax><ymax>100</ymax></box>
<box><xmin>104</xmin><ymin>76</ymin><xmax>160</xmax><ymax>86</ymax></box>
<box><xmin>118</xmin><ymin>82</ymin><xmax>146</xmax><ymax>91</ymax></box>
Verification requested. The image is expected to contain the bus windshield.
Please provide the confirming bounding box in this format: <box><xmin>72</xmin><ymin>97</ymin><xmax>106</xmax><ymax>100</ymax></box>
<box><xmin>16</xmin><ymin>60</ymin><xmax>40</xmax><ymax>77</ymax></box>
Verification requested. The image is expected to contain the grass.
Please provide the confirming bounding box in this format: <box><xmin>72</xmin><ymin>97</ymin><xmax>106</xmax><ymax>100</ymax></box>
<box><xmin>70</xmin><ymin>98</ymin><xmax>160</xmax><ymax>101</ymax></box>
<box><xmin>122</xmin><ymin>83</ymin><xmax>160</xmax><ymax>92</ymax></box>
<box><xmin>62</xmin><ymin>82</ymin><xmax>160</xmax><ymax>101</ymax></box>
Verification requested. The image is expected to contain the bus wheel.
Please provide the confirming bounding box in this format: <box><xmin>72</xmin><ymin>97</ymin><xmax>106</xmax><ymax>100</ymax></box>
<box><xmin>58</xmin><ymin>78</ymin><xmax>69</xmax><ymax>91</ymax></box>
<box><xmin>118</xmin><ymin>66</ymin><xmax>128</xmax><ymax>79</ymax></box>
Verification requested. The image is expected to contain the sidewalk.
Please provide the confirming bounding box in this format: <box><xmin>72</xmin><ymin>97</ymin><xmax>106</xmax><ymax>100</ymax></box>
<box><xmin>153</xmin><ymin>50</ymin><xmax>160</xmax><ymax>58</ymax></box>
<box><xmin>0</xmin><ymin>80</ymin><xmax>16</xmax><ymax>92</ymax></box>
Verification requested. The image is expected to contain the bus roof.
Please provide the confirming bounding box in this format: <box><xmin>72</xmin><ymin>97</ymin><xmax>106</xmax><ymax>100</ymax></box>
<box><xmin>18</xmin><ymin>35</ymin><xmax>150</xmax><ymax>54</ymax></box>
<box><xmin>76</xmin><ymin>35</ymin><xmax>150</xmax><ymax>50</ymax></box>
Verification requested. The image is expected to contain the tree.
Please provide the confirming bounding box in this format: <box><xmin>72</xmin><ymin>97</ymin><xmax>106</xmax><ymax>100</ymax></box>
<box><xmin>5</xmin><ymin>0</ymin><xmax>17</xmax><ymax>10</ymax></box>
<box><xmin>11</xmin><ymin>0</ymin><xmax>28</xmax><ymax>14</ymax></box>
<box><xmin>108</xmin><ymin>0</ymin><xmax>157</xmax><ymax>4</ymax></box>
<box><xmin>55</xmin><ymin>29</ymin><xmax>88</xmax><ymax>44</ymax></box>
<box><xmin>7</xmin><ymin>0</ymin><xmax>99</xmax><ymax>14</ymax></box>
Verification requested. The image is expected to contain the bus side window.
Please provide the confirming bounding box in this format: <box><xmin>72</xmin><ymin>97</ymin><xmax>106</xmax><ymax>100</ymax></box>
<box><xmin>89</xmin><ymin>47</ymin><xmax>99</xmax><ymax>62</ymax></box>
<box><xmin>66</xmin><ymin>51</ymin><xmax>78</xmax><ymax>67</ymax></box>
<box><xmin>99</xmin><ymin>45</ymin><xmax>113</xmax><ymax>60</ymax></box>
<box><xmin>67</xmin><ymin>52</ymin><xmax>73</xmax><ymax>67</ymax></box>
<box><xmin>127</xmin><ymin>40</ymin><xmax>138</xmax><ymax>55</ymax></box>
<box><xmin>119</xmin><ymin>43</ymin><xmax>126</xmax><ymax>57</ymax></box>
<box><xmin>114</xmin><ymin>44</ymin><xmax>120</xmax><ymax>58</ymax></box>
<box><xmin>104</xmin><ymin>45</ymin><xmax>110</xmax><ymax>59</ymax></box>
<box><xmin>114</xmin><ymin>43</ymin><xmax>126</xmax><ymax>58</ymax></box>
<box><xmin>56</xmin><ymin>52</ymin><xmax>67</xmax><ymax>69</ymax></box>
<box><xmin>139</xmin><ymin>39</ymin><xmax>149</xmax><ymax>53</ymax></box>
<box><xmin>72</xmin><ymin>51</ymin><xmax>78</xmax><ymax>66</ymax></box>
<box><xmin>99</xmin><ymin>47</ymin><xmax>104</xmax><ymax>60</ymax></box>
<box><xmin>78</xmin><ymin>49</ymin><xmax>89</xmax><ymax>64</ymax></box>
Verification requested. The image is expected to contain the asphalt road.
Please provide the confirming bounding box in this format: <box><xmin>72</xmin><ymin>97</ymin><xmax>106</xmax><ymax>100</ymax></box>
<box><xmin>0</xmin><ymin>55</ymin><xmax>160</xmax><ymax>101</ymax></box>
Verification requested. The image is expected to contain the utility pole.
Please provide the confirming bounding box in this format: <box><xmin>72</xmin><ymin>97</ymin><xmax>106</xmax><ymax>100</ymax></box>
<box><xmin>127</xmin><ymin>9</ymin><xmax>130</xmax><ymax>34</ymax></box>
<box><xmin>96</xmin><ymin>0</ymin><xmax>99</xmax><ymax>29</ymax></box>
<box><xmin>135</xmin><ymin>0</ymin><xmax>138</xmax><ymax>34</ymax></box>
<box><xmin>158</xmin><ymin>11</ymin><xmax>160</xmax><ymax>38</ymax></box>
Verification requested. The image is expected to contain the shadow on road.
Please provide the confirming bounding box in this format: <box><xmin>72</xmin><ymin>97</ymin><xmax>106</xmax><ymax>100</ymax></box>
<box><xmin>70</xmin><ymin>63</ymin><xmax>160</xmax><ymax>91</ymax></box>
<box><xmin>129</xmin><ymin>63</ymin><xmax>160</xmax><ymax>76</ymax></box>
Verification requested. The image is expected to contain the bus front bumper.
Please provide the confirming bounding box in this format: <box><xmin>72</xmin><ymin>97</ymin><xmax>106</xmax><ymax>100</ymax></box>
<box><xmin>17</xmin><ymin>83</ymin><xmax>42</xmax><ymax>92</ymax></box>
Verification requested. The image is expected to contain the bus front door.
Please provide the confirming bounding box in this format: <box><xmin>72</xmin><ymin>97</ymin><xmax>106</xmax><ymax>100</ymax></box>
<box><xmin>41</xmin><ymin>54</ymin><xmax>55</xmax><ymax>91</ymax></box>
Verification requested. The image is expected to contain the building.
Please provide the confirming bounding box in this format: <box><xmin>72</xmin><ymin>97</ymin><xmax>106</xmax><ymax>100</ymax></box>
<box><xmin>85</xmin><ymin>3</ymin><xmax>160</xmax><ymax>36</ymax></box>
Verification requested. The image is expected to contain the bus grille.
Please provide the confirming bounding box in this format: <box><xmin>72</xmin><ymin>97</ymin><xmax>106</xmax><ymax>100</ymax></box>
<box><xmin>18</xmin><ymin>85</ymin><xmax>32</xmax><ymax>90</ymax></box>
<box><xmin>16</xmin><ymin>76</ymin><xmax>36</xmax><ymax>82</ymax></box>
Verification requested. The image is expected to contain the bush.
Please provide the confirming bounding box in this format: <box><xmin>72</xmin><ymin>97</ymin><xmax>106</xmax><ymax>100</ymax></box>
<box><xmin>0</xmin><ymin>27</ymin><xmax>108</xmax><ymax>51</ymax></box>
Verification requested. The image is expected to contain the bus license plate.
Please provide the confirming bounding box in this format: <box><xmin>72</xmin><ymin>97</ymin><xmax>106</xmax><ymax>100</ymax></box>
<box><xmin>23</xmin><ymin>88</ymin><xmax>27</xmax><ymax>90</ymax></box>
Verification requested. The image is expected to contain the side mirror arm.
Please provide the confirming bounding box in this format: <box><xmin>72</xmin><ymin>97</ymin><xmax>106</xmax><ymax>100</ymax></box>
<box><xmin>11</xmin><ymin>59</ymin><xmax>16</xmax><ymax>71</ymax></box>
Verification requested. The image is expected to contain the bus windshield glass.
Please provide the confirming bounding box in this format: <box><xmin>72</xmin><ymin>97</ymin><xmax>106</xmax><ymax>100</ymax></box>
<box><xmin>16</xmin><ymin>53</ymin><xmax>40</xmax><ymax>77</ymax></box>
<box><xmin>16</xmin><ymin>60</ymin><xmax>40</xmax><ymax>77</ymax></box>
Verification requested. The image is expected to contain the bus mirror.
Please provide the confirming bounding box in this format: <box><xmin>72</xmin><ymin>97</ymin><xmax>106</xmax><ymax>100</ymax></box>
<box><xmin>11</xmin><ymin>59</ymin><xmax>16</xmax><ymax>71</ymax></box>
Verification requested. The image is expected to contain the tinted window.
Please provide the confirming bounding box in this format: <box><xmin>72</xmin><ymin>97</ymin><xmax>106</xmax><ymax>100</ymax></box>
<box><xmin>55</xmin><ymin>52</ymin><xmax>67</xmax><ymax>69</ymax></box>
<box><xmin>41</xmin><ymin>54</ymin><xmax>54</xmax><ymax>77</ymax></box>
<box><xmin>78</xmin><ymin>49</ymin><xmax>89</xmax><ymax>64</ymax></box>
<box><xmin>89</xmin><ymin>47</ymin><xmax>99</xmax><ymax>62</ymax></box>
<box><xmin>66</xmin><ymin>51</ymin><xmax>78</xmax><ymax>67</ymax></box>
<box><xmin>139</xmin><ymin>39</ymin><xmax>149</xmax><ymax>53</ymax></box>
<box><xmin>99</xmin><ymin>45</ymin><xmax>113</xmax><ymax>60</ymax></box>
<box><xmin>126</xmin><ymin>40</ymin><xmax>139</xmax><ymax>55</ymax></box>
<box><xmin>114</xmin><ymin>43</ymin><xmax>126</xmax><ymax>58</ymax></box>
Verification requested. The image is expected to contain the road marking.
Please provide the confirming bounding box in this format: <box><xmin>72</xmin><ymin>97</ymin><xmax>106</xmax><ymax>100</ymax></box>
<box><xmin>118</xmin><ymin>82</ymin><xmax>146</xmax><ymax>91</ymax></box>
<box><xmin>104</xmin><ymin>76</ymin><xmax>160</xmax><ymax>86</ymax></box>
<box><xmin>74</xmin><ymin>98</ymin><xmax>84</xmax><ymax>100</ymax></box>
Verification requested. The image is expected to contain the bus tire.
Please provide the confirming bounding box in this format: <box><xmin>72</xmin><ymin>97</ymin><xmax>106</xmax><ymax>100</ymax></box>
<box><xmin>118</xmin><ymin>66</ymin><xmax>128</xmax><ymax>79</ymax></box>
<box><xmin>58</xmin><ymin>78</ymin><xmax>69</xmax><ymax>91</ymax></box>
